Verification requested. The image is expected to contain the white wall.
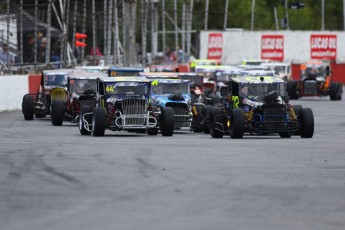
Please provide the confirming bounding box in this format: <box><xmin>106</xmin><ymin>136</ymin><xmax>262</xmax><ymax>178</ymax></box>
<box><xmin>200</xmin><ymin>30</ymin><xmax>345</xmax><ymax>65</ymax></box>
<box><xmin>0</xmin><ymin>75</ymin><xmax>28</xmax><ymax>111</ymax></box>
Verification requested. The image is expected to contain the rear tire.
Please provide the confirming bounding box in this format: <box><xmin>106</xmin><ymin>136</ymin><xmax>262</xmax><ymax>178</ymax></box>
<box><xmin>51</xmin><ymin>100</ymin><xmax>64</xmax><ymax>126</ymax></box>
<box><xmin>79</xmin><ymin>105</ymin><xmax>92</xmax><ymax>135</ymax></box>
<box><xmin>92</xmin><ymin>107</ymin><xmax>106</xmax><ymax>136</ymax></box>
<box><xmin>202</xmin><ymin>105</ymin><xmax>212</xmax><ymax>134</ymax></box>
<box><xmin>299</xmin><ymin>108</ymin><xmax>314</xmax><ymax>138</ymax></box>
<box><xmin>230</xmin><ymin>108</ymin><xmax>245</xmax><ymax>139</ymax></box>
<box><xmin>330</xmin><ymin>83</ymin><xmax>342</xmax><ymax>101</ymax></box>
<box><xmin>209</xmin><ymin>107</ymin><xmax>224</xmax><ymax>138</ymax></box>
<box><xmin>160</xmin><ymin>107</ymin><xmax>174</xmax><ymax>136</ymax></box>
<box><xmin>287</xmin><ymin>81</ymin><xmax>299</xmax><ymax>100</ymax></box>
<box><xmin>23</xmin><ymin>95</ymin><xmax>35</xmax><ymax>120</ymax></box>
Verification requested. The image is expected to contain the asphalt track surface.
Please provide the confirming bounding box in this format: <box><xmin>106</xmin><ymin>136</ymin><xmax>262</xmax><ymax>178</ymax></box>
<box><xmin>1</xmin><ymin>94</ymin><xmax>345</xmax><ymax>230</ymax></box>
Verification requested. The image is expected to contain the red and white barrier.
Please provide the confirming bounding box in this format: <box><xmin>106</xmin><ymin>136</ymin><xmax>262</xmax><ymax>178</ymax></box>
<box><xmin>0</xmin><ymin>75</ymin><xmax>28</xmax><ymax>111</ymax></box>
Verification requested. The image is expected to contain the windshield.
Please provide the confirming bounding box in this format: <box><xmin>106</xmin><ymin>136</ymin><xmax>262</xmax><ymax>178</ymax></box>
<box><xmin>239</xmin><ymin>83</ymin><xmax>284</xmax><ymax>101</ymax></box>
<box><xmin>69</xmin><ymin>79</ymin><xmax>97</xmax><ymax>94</ymax></box>
<box><xmin>302</xmin><ymin>66</ymin><xmax>325</xmax><ymax>78</ymax></box>
<box><xmin>272</xmin><ymin>66</ymin><xmax>287</xmax><ymax>75</ymax></box>
<box><xmin>178</xmin><ymin>75</ymin><xmax>203</xmax><ymax>87</ymax></box>
<box><xmin>151</xmin><ymin>82</ymin><xmax>189</xmax><ymax>95</ymax></box>
<box><xmin>44</xmin><ymin>74</ymin><xmax>68</xmax><ymax>87</ymax></box>
<box><xmin>105</xmin><ymin>82</ymin><xmax>148</xmax><ymax>95</ymax></box>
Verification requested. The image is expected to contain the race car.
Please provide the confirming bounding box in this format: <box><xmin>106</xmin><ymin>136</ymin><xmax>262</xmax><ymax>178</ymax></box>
<box><xmin>22</xmin><ymin>69</ymin><xmax>70</xmax><ymax>121</ymax></box>
<box><xmin>49</xmin><ymin>71</ymin><xmax>105</xmax><ymax>126</ymax></box>
<box><xmin>149</xmin><ymin>78</ymin><xmax>203</xmax><ymax>132</ymax></box>
<box><xmin>78</xmin><ymin>77</ymin><xmax>174</xmax><ymax>136</ymax></box>
<box><xmin>287</xmin><ymin>60</ymin><xmax>342</xmax><ymax>100</ymax></box>
<box><xmin>208</xmin><ymin>75</ymin><xmax>314</xmax><ymax>139</ymax></box>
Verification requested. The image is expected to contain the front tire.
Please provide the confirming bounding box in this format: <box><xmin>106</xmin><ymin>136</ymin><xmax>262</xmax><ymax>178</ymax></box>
<box><xmin>287</xmin><ymin>81</ymin><xmax>299</xmax><ymax>100</ymax></box>
<box><xmin>299</xmin><ymin>108</ymin><xmax>314</xmax><ymax>138</ymax></box>
<box><xmin>92</xmin><ymin>107</ymin><xmax>106</xmax><ymax>136</ymax></box>
<box><xmin>23</xmin><ymin>95</ymin><xmax>35</xmax><ymax>120</ymax></box>
<box><xmin>209</xmin><ymin>107</ymin><xmax>224</xmax><ymax>138</ymax></box>
<box><xmin>230</xmin><ymin>108</ymin><xmax>245</xmax><ymax>139</ymax></box>
<box><xmin>51</xmin><ymin>99</ymin><xmax>64</xmax><ymax>126</ymax></box>
<box><xmin>202</xmin><ymin>105</ymin><xmax>213</xmax><ymax>134</ymax></box>
<box><xmin>160</xmin><ymin>107</ymin><xmax>174</xmax><ymax>136</ymax></box>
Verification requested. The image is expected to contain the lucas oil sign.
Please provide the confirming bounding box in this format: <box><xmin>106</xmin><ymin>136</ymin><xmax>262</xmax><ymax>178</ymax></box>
<box><xmin>310</xmin><ymin>34</ymin><xmax>337</xmax><ymax>60</ymax></box>
<box><xmin>207</xmin><ymin>33</ymin><xmax>223</xmax><ymax>60</ymax></box>
<box><xmin>261</xmin><ymin>35</ymin><xmax>284</xmax><ymax>61</ymax></box>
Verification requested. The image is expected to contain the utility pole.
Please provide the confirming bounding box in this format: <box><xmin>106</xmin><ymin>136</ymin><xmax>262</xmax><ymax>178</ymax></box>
<box><xmin>20</xmin><ymin>0</ymin><xmax>23</xmax><ymax>65</ymax></box>
<box><xmin>46</xmin><ymin>0</ymin><xmax>52</xmax><ymax>64</ymax></box>
<box><xmin>6</xmin><ymin>0</ymin><xmax>10</xmax><ymax>69</ymax></box>
<box><xmin>204</xmin><ymin>0</ymin><xmax>209</xmax><ymax>30</ymax></box>
<box><xmin>92</xmin><ymin>0</ymin><xmax>96</xmax><ymax>65</ymax></box>
<box><xmin>34</xmin><ymin>0</ymin><xmax>38</xmax><ymax>66</ymax></box>
<box><xmin>161</xmin><ymin>0</ymin><xmax>166</xmax><ymax>54</ymax></box>
<box><xmin>274</xmin><ymin>7</ymin><xmax>279</xmax><ymax>30</ymax></box>
<box><xmin>343</xmin><ymin>0</ymin><xmax>345</xmax><ymax>30</ymax></box>
<box><xmin>81</xmin><ymin>0</ymin><xmax>87</xmax><ymax>63</ymax></box>
<box><xmin>72</xmin><ymin>1</ymin><xmax>77</xmax><ymax>63</ymax></box>
<box><xmin>107</xmin><ymin>0</ymin><xmax>113</xmax><ymax>65</ymax></box>
<box><xmin>284</xmin><ymin>0</ymin><xmax>289</xmax><ymax>30</ymax></box>
<box><xmin>174</xmin><ymin>0</ymin><xmax>178</xmax><ymax>55</ymax></box>
<box><xmin>114</xmin><ymin>0</ymin><xmax>120</xmax><ymax>65</ymax></box>
<box><xmin>224</xmin><ymin>0</ymin><xmax>229</xmax><ymax>30</ymax></box>
<box><xmin>182</xmin><ymin>1</ymin><xmax>186</xmax><ymax>62</ymax></box>
<box><xmin>186</xmin><ymin>0</ymin><xmax>194</xmax><ymax>56</ymax></box>
<box><xmin>321</xmin><ymin>0</ymin><xmax>325</xmax><ymax>30</ymax></box>
<box><xmin>104</xmin><ymin>0</ymin><xmax>107</xmax><ymax>63</ymax></box>
<box><xmin>141</xmin><ymin>0</ymin><xmax>148</xmax><ymax>66</ymax></box>
<box><xmin>251</xmin><ymin>0</ymin><xmax>255</xmax><ymax>30</ymax></box>
<box><xmin>151</xmin><ymin>1</ymin><xmax>158</xmax><ymax>59</ymax></box>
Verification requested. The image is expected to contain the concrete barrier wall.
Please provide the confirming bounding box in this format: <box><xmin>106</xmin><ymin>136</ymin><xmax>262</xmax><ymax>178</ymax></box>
<box><xmin>200</xmin><ymin>30</ymin><xmax>345</xmax><ymax>64</ymax></box>
<box><xmin>0</xmin><ymin>75</ymin><xmax>28</xmax><ymax>111</ymax></box>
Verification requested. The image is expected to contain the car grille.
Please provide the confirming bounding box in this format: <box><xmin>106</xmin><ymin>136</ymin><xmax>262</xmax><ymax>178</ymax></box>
<box><xmin>304</xmin><ymin>80</ymin><xmax>318</xmax><ymax>95</ymax></box>
<box><xmin>262</xmin><ymin>106</ymin><xmax>285</xmax><ymax>131</ymax></box>
<box><xmin>166</xmin><ymin>102</ymin><xmax>188</xmax><ymax>128</ymax></box>
<box><xmin>122</xmin><ymin>98</ymin><xmax>147</xmax><ymax>125</ymax></box>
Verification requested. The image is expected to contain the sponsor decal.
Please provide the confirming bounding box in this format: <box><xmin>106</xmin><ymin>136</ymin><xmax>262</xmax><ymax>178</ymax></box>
<box><xmin>261</xmin><ymin>35</ymin><xmax>284</xmax><ymax>61</ymax></box>
<box><xmin>310</xmin><ymin>34</ymin><xmax>336</xmax><ymax>60</ymax></box>
<box><xmin>207</xmin><ymin>33</ymin><xmax>223</xmax><ymax>59</ymax></box>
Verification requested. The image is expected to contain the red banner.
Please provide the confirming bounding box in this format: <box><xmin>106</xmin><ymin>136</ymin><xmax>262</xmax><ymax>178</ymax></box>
<box><xmin>310</xmin><ymin>34</ymin><xmax>337</xmax><ymax>60</ymax></box>
<box><xmin>261</xmin><ymin>35</ymin><xmax>284</xmax><ymax>61</ymax></box>
<box><xmin>207</xmin><ymin>33</ymin><xmax>223</xmax><ymax>60</ymax></box>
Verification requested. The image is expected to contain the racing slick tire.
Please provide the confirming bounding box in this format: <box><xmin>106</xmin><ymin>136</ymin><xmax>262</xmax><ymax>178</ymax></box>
<box><xmin>230</xmin><ymin>108</ymin><xmax>245</xmax><ymax>139</ymax></box>
<box><xmin>160</xmin><ymin>107</ymin><xmax>175</xmax><ymax>136</ymax></box>
<box><xmin>51</xmin><ymin>99</ymin><xmax>64</xmax><ymax>126</ymax></box>
<box><xmin>79</xmin><ymin>105</ymin><xmax>92</xmax><ymax>135</ymax></box>
<box><xmin>287</xmin><ymin>81</ymin><xmax>299</xmax><ymax>100</ymax></box>
<box><xmin>23</xmin><ymin>95</ymin><xmax>35</xmax><ymax>120</ymax></box>
<box><xmin>209</xmin><ymin>107</ymin><xmax>224</xmax><ymax>138</ymax></box>
<box><xmin>92</xmin><ymin>107</ymin><xmax>106</xmax><ymax>136</ymax></box>
<box><xmin>330</xmin><ymin>83</ymin><xmax>342</xmax><ymax>101</ymax></box>
<box><xmin>202</xmin><ymin>105</ymin><xmax>213</xmax><ymax>134</ymax></box>
<box><xmin>299</xmin><ymin>108</ymin><xmax>314</xmax><ymax>138</ymax></box>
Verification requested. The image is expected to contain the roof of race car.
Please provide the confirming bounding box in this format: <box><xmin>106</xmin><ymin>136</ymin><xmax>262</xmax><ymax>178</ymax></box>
<box><xmin>231</xmin><ymin>75</ymin><xmax>284</xmax><ymax>84</ymax></box>
<box><xmin>108</xmin><ymin>66</ymin><xmax>144</xmax><ymax>72</ymax></box>
<box><xmin>150</xmin><ymin>79</ymin><xmax>190</xmax><ymax>84</ymax></box>
<box><xmin>139</xmin><ymin>72</ymin><xmax>178</xmax><ymax>78</ymax></box>
<box><xmin>42</xmin><ymin>69</ymin><xmax>73</xmax><ymax>75</ymax></box>
<box><xmin>100</xmin><ymin>76</ymin><xmax>150</xmax><ymax>83</ymax></box>
<box><xmin>260</xmin><ymin>62</ymin><xmax>291</xmax><ymax>67</ymax></box>
<box><xmin>149</xmin><ymin>65</ymin><xmax>178</xmax><ymax>72</ymax></box>
<box><xmin>75</xmin><ymin>65</ymin><xmax>110</xmax><ymax>72</ymax></box>
<box><xmin>239</xmin><ymin>69</ymin><xmax>275</xmax><ymax>76</ymax></box>
<box><xmin>68</xmin><ymin>70</ymin><xmax>107</xmax><ymax>80</ymax></box>
<box><xmin>177</xmin><ymin>72</ymin><xmax>203</xmax><ymax>76</ymax></box>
